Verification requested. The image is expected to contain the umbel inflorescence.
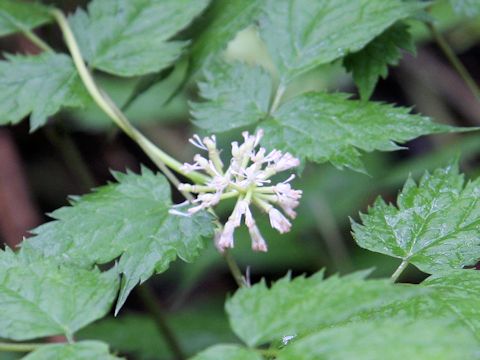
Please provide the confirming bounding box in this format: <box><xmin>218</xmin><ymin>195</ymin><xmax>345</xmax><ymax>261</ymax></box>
<box><xmin>173</xmin><ymin>130</ymin><xmax>302</xmax><ymax>252</ymax></box>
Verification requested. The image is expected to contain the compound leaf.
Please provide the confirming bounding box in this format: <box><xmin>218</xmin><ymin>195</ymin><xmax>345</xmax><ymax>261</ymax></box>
<box><xmin>70</xmin><ymin>0</ymin><xmax>209</xmax><ymax>77</ymax></box>
<box><xmin>0</xmin><ymin>53</ymin><xmax>88</xmax><ymax>131</ymax></box>
<box><xmin>352</xmin><ymin>164</ymin><xmax>480</xmax><ymax>274</ymax></box>
<box><xmin>344</xmin><ymin>22</ymin><xmax>415</xmax><ymax>100</ymax></box>
<box><xmin>261</xmin><ymin>92</ymin><xmax>455</xmax><ymax>173</ymax></box>
<box><xmin>21</xmin><ymin>168</ymin><xmax>214</xmax><ymax>314</ymax></box>
<box><xmin>191</xmin><ymin>61</ymin><xmax>273</xmax><ymax>132</ymax></box>
<box><xmin>226</xmin><ymin>270</ymin><xmax>423</xmax><ymax>347</ymax></box>
<box><xmin>0</xmin><ymin>0</ymin><xmax>51</xmax><ymax>37</ymax></box>
<box><xmin>277</xmin><ymin>319</ymin><xmax>479</xmax><ymax>360</ymax></box>
<box><xmin>0</xmin><ymin>249</ymin><xmax>118</xmax><ymax>341</ymax></box>
<box><xmin>191</xmin><ymin>345</ymin><xmax>262</xmax><ymax>360</ymax></box>
<box><xmin>259</xmin><ymin>0</ymin><xmax>422</xmax><ymax>83</ymax></box>
<box><xmin>23</xmin><ymin>341</ymin><xmax>121</xmax><ymax>360</ymax></box>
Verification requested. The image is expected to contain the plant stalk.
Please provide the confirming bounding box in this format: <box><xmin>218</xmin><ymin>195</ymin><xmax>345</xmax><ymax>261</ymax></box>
<box><xmin>390</xmin><ymin>259</ymin><xmax>409</xmax><ymax>283</ymax></box>
<box><xmin>49</xmin><ymin>9</ymin><xmax>207</xmax><ymax>187</ymax></box>
<box><xmin>428</xmin><ymin>23</ymin><xmax>480</xmax><ymax>101</ymax></box>
<box><xmin>137</xmin><ymin>285</ymin><xmax>186</xmax><ymax>360</ymax></box>
<box><xmin>0</xmin><ymin>341</ymin><xmax>44</xmax><ymax>352</ymax></box>
<box><xmin>223</xmin><ymin>249</ymin><xmax>245</xmax><ymax>287</ymax></box>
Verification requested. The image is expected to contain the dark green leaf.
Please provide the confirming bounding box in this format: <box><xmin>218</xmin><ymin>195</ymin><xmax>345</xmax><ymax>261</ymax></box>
<box><xmin>277</xmin><ymin>319</ymin><xmax>479</xmax><ymax>360</ymax></box>
<box><xmin>22</xmin><ymin>341</ymin><xmax>121</xmax><ymax>360</ymax></box>
<box><xmin>0</xmin><ymin>53</ymin><xmax>88</xmax><ymax>131</ymax></box>
<box><xmin>0</xmin><ymin>249</ymin><xmax>118</xmax><ymax>341</ymax></box>
<box><xmin>261</xmin><ymin>92</ymin><xmax>454</xmax><ymax>172</ymax></box>
<box><xmin>191</xmin><ymin>345</ymin><xmax>262</xmax><ymax>360</ymax></box>
<box><xmin>259</xmin><ymin>0</ymin><xmax>422</xmax><ymax>83</ymax></box>
<box><xmin>0</xmin><ymin>0</ymin><xmax>51</xmax><ymax>37</ymax></box>
<box><xmin>189</xmin><ymin>0</ymin><xmax>263</xmax><ymax>75</ymax></box>
<box><xmin>70</xmin><ymin>0</ymin><xmax>209</xmax><ymax>77</ymax></box>
<box><xmin>352</xmin><ymin>164</ymin><xmax>480</xmax><ymax>274</ymax></box>
<box><xmin>226</xmin><ymin>270</ymin><xmax>424</xmax><ymax>347</ymax></box>
<box><xmin>21</xmin><ymin>168</ymin><xmax>214</xmax><ymax>314</ymax></box>
<box><xmin>344</xmin><ymin>22</ymin><xmax>415</xmax><ymax>100</ymax></box>
<box><xmin>191</xmin><ymin>61</ymin><xmax>273</xmax><ymax>132</ymax></box>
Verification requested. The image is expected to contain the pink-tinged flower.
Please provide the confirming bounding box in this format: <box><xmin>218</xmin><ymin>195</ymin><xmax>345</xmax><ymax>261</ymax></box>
<box><xmin>174</xmin><ymin>129</ymin><xmax>302</xmax><ymax>252</ymax></box>
<box><xmin>268</xmin><ymin>208</ymin><xmax>291</xmax><ymax>233</ymax></box>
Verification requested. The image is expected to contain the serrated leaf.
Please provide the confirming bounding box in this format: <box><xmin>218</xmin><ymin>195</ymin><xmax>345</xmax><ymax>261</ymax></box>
<box><xmin>226</xmin><ymin>270</ymin><xmax>424</xmax><ymax>347</ymax></box>
<box><xmin>449</xmin><ymin>0</ymin><xmax>480</xmax><ymax>17</ymax></box>
<box><xmin>344</xmin><ymin>22</ymin><xmax>415</xmax><ymax>100</ymax></box>
<box><xmin>0</xmin><ymin>53</ymin><xmax>88</xmax><ymax>131</ymax></box>
<box><xmin>21</xmin><ymin>168</ymin><xmax>214</xmax><ymax>314</ymax></box>
<box><xmin>0</xmin><ymin>249</ymin><xmax>118</xmax><ymax>341</ymax></box>
<box><xmin>0</xmin><ymin>0</ymin><xmax>51</xmax><ymax>37</ymax></box>
<box><xmin>259</xmin><ymin>0</ymin><xmax>422</xmax><ymax>83</ymax></box>
<box><xmin>352</xmin><ymin>164</ymin><xmax>480</xmax><ymax>274</ymax></box>
<box><xmin>191</xmin><ymin>345</ymin><xmax>262</xmax><ymax>360</ymax></box>
<box><xmin>277</xmin><ymin>319</ymin><xmax>479</xmax><ymax>360</ymax></box>
<box><xmin>191</xmin><ymin>61</ymin><xmax>273</xmax><ymax>132</ymax></box>
<box><xmin>260</xmin><ymin>92</ymin><xmax>454</xmax><ymax>173</ymax></box>
<box><xmin>366</xmin><ymin>270</ymin><xmax>480</xmax><ymax>339</ymax></box>
<box><xmin>22</xmin><ymin>341</ymin><xmax>122</xmax><ymax>360</ymax></box>
<box><xmin>189</xmin><ymin>0</ymin><xmax>263</xmax><ymax>75</ymax></box>
<box><xmin>70</xmin><ymin>0</ymin><xmax>209</xmax><ymax>77</ymax></box>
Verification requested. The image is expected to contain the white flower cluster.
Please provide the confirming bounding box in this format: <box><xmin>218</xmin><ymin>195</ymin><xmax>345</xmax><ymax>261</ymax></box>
<box><xmin>174</xmin><ymin>129</ymin><xmax>302</xmax><ymax>252</ymax></box>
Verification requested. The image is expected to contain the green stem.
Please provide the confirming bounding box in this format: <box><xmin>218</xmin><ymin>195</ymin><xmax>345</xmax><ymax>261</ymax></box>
<box><xmin>390</xmin><ymin>259</ymin><xmax>409</xmax><ymax>283</ymax></box>
<box><xmin>137</xmin><ymin>285</ymin><xmax>186</xmax><ymax>360</ymax></box>
<box><xmin>223</xmin><ymin>249</ymin><xmax>245</xmax><ymax>287</ymax></box>
<box><xmin>428</xmin><ymin>22</ymin><xmax>480</xmax><ymax>101</ymax></box>
<box><xmin>49</xmin><ymin>9</ymin><xmax>208</xmax><ymax>187</ymax></box>
<box><xmin>0</xmin><ymin>341</ymin><xmax>44</xmax><ymax>352</ymax></box>
<box><xmin>269</xmin><ymin>83</ymin><xmax>286</xmax><ymax>114</ymax></box>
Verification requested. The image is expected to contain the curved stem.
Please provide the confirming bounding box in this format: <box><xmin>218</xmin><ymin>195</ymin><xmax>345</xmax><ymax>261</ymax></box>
<box><xmin>270</xmin><ymin>83</ymin><xmax>286</xmax><ymax>114</ymax></box>
<box><xmin>223</xmin><ymin>249</ymin><xmax>245</xmax><ymax>287</ymax></box>
<box><xmin>428</xmin><ymin>22</ymin><xmax>480</xmax><ymax>101</ymax></box>
<box><xmin>390</xmin><ymin>259</ymin><xmax>409</xmax><ymax>283</ymax></box>
<box><xmin>22</xmin><ymin>28</ymin><xmax>53</xmax><ymax>52</ymax></box>
<box><xmin>0</xmin><ymin>341</ymin><xmax>45</xmax><ymax>352</ymax></box>
<box><xmin>49</xmin><ymin>9</ymin><xmax>208</xmax><ymax>187</ymax></box>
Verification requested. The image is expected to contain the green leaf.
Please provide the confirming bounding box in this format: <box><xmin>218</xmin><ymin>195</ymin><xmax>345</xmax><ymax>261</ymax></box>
<box><xmin>449</xmin><ymin>0</ymin><xmax>480</xmax><ymax>17</ymax></box>
<box><xmin>344</xmin><ymin>22</ymin><xmax>415</xmax><ymax>100</ymax></box>
<box><xmin>261</xmin><ymin>92</ymin><xmax>454</xmax><ymax>173</ymax></box>
<box><xmin>277</xmin><ymin>319</ymin><xmax>479</xmax><ymax>360</ymax></box>
<box><xmin>0</xmin><ymin>249</ymin><xmax>118</xmax><ymax>341</ymax></box>
<box><xmin>352</xmin><ymin>164</ymin><xmax>480</xmax><ymax>274</ymax></box>
<box><xmin>367</xmin><ymin>270</ymin><xmax>480</xmax><ymax>339</ymax></box>
<box><xmin>191</xmin><ymin>345</ymin><xmax>262</xmax><ymax>360</ymax></box>
<box><xmin>259</xmin><ymin>0</ymin><xmax>422</xmax><ymax>83</ymax></box>
<box><xmin>191</xmin><ymin>61</ymin><xmax>273</xmax><ymax>132</ymax></box>
<box><xmin>0</xmin><ymin>53</ymin><xmax>88</xmax><ymax>131</ymax></box>
<box><xmin>22</xmin><ymin>341</ymin><xmax>121</xmax><ymax>360</ymax></box>
<box><xmin>226</xmin><ymin>270</ymin><xmax>424</xmax><ymax>347</ymax></box>
<box><xmin>21</xmin><ymin>168</ymin><xmax>214</xmax><ymax>314</ymax></box>
<box><xmin>70</xmin><ymin>0</ymin><xmax>209</xmax><ymax>77</ymax></box>
<box><xmin>0</xmin><ymin>0</ymin><xmax>51</xmax><ymax>37</ymax></box>
<box><xmin>189</xmin><ymin>0</ymin><xmax>263</xmax><ymax>75</ymax></box>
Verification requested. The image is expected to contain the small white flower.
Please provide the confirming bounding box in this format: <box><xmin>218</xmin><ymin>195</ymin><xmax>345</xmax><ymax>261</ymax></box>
<box><xmin>174</xmin><ymin>129</ymin><xmax>302</xmax><ymax>251</ymax></box>
<box><xmin>282</xmin><ymin>334</ymin><xmax>296</xmax><ymax>345</ymax></box>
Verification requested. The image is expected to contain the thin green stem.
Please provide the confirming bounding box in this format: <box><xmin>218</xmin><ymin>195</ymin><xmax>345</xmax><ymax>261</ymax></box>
<box><xmin>223</xmin><ymin>249</ymin><xmax>245</xmax><ymax>287</ymax></box>
<box><xmin>137</xmin><ymin>285</ymin><xmax>186</xmax><ymax>360</ymax></box>
<box><xmin>0</xmin><ymin>341</ymin><xmax>45</xmax><ymax>352</ymax></box>
<box><xmin>428</xmin><ymin>22</ymin><xmax>480</xmax><ymax>101</ymax></box>
<box><xmin>390</xmin><ymin>259</ymin><xmax>409</xmax><ymax>283</ymax></box>
<box><xmin>22</xmin><ymin>28</ymin><xmax>53</xmax><ymax>52</ymax></box>
<box><xmin>270</xmin><ymin>83</ymin><xmax>286</xmax><ymax>114</ymax></box>
<box><xmin>49</xmin><ymin>9</ymin><xmax>208</xmax><ymax>188</ymax></box>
